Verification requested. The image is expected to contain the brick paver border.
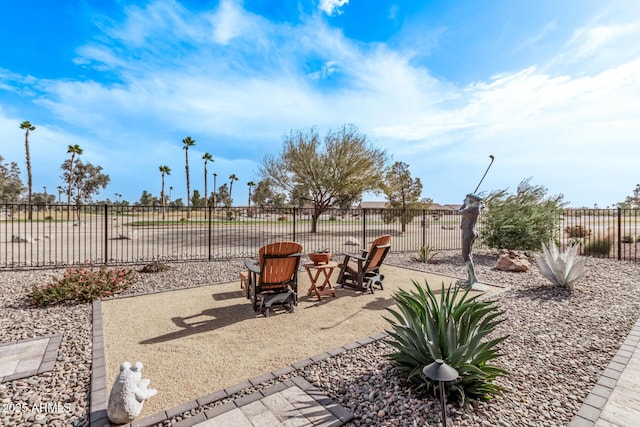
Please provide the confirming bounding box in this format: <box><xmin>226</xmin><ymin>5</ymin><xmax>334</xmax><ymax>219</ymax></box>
<box><xmin>0</xmin><ymin>334</ymin><xmax>62</xmax><ymax>383</ymax></box>
<box><xmin>569</xmin><ymin>316</ymin><xmax>640</xmax><ymax>426</ymax></box>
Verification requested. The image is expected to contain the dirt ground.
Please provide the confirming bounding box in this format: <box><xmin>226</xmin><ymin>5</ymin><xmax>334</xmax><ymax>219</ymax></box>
<box><xmin>100</xmin><ymin>264</ymin><xmax>505</xmax><ymax>417</ymax></box>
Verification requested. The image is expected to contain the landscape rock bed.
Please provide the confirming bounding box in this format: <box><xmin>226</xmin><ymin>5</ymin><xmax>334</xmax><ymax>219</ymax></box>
<box><xmin>1</xmin><ymin>250</ymin><xmax>639</xmax><ymax>426</ymax></box>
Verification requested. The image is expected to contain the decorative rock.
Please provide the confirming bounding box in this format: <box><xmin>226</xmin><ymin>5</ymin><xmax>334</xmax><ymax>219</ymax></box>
<box><xmin>345</xmin><ymin>237</ymin><xmax>361</xmax><ymax>246</ymax></box>
<box><xmin>496</xmin><ymin>251</ymin><xmax>530</xmax><ymax>272</ymax></box>
<box><xmin>117</xmin><ymin>230</ymin><xmax>137</xmax><ymax>240</ymax></box>
<box><xmin>107</xmin><ymin>361</ymin><xmax>157</xmax><ymax>424</ymax></box>
<box><xmin>11</xmin><ymin>234</ymin><xmax>33</xmax><ymax>243</ymax></box>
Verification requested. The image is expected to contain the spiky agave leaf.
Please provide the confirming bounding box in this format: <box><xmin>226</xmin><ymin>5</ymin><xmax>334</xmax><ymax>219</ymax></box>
<box><xmin>384</xmin><ymin>280</ymin><xmax>509</xmax><ymax>402</ymax></box>
<box><xmin>535</xmin><ymin>240</ymin><xmax>586</xmax><ymax>287</ymax></box>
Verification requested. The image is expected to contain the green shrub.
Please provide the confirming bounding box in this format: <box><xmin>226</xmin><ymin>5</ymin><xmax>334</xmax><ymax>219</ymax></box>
<box><xmin>564</xmin><ymin>225</ymin><xmax>591</xmax><ymax>238</ymax></box>
<box><xmin>621</xmin><ymin>235</ymin><xmax>635</xmax><ymax>243</ymax></box>
<box><xmin>583</xmin><ymin>238</ymin><xmax>612</xmax><ymax>256</ymax></box>
<box><xmin>384</xmin><ymin>282</ymin><xmax>508</xmax><ymax>403</ymax></box>
<box><xmin>329</xmin><ymin>215</ymin><xmax>337</xmax><ymax>221</ymax></box>
<box><xmin>481</xmin><ymin>178</ymin><xmax>565</xmax><ymax>251</ymax></box>
<box><xmin>30</xmin><ymin>266</ymin><xmax>136</xmax><ymax>306</ymax></box>
<box><xmin>413</xmin><ymin>245</ymin><xmax>439</xmax><ymax>263</ymax></box>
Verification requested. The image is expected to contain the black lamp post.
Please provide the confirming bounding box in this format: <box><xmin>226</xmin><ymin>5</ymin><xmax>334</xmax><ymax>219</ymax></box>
<box><xmin>423</xmin><ymin>359</ymin><xmax>459</xmax><ymax>427</ymax></box>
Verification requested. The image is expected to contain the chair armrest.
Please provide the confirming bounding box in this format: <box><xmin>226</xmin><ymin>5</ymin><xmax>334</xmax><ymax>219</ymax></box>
<box><xmin>340</xmin><ymin>252</ymin><xmax>367</xmax><ymax>261</ymax></box>
<box><xmin>245</xmin><ymin>259</ymin><xmax>260</xmax><ymax>274</ymax></box>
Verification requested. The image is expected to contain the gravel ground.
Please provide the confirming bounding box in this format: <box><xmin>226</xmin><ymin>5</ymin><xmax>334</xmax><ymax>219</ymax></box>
<box><xmin>1</xmin><ymin>250</ymin><xmax>640</xmax><ymax>426</ymax></box>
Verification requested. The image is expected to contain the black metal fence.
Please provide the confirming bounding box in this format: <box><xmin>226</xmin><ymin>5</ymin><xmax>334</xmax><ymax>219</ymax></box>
<box><xmin>1</xmin><ymin>204</ymin><xmax>638</xmax><ymax>269</ymax></box>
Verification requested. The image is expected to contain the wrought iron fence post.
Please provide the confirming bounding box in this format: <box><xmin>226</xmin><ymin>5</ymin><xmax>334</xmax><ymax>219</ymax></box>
<box><xmin>362</xmin><ymin>208</ymin><xmax>367</xmax><ymax>248</ymax></box>
<box><xmin>422</xmin><ymin>209</ymin><xmax>426</xmax><ymax>251</ymax></box>
<box><xmin>618</xmin><ymin>207</ymin><xmax>622</xmax><ymax>261</ymax></box>
<box><xmin>104</xmin><ymin>203</ymin><xmax>109</xmax><ymax>265</ymax></box>
<box><xmin>293</xmin><ymin>207</ymin><xmax>297</xmax><ymax>242</ymax></box>
<box><xmin>208</xmin><ymin>205</ymin><xmax>213</xmax><ymax>261</ymax></box>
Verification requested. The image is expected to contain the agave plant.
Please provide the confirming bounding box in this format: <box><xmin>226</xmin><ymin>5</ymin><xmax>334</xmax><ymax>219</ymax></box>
<box><xmin>413</xmin><ymin>245</ymin><xmax>439</xmax><ymax>263</ymax></box>
<box><xmin>384</xmin><ymin>281</ymin><xmax>508</xmax><ymax>403</ymax></box>
<box><xmin>534</xmin><ymin>240</ymin><xmax>586</xmax><ymax>287</ymax></box>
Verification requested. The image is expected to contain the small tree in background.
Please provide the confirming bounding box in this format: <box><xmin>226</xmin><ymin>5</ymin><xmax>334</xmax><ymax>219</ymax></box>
<box><xmin>159</xmin><ymin>165</ymin><xmax>171</xmax><ymax>219</ymax></box>
<box><xmin>260</xmin><ymin>124</ymin><xmax>387</xmax><ymax>232</ymax></box>
<box><xmin>192</xmin><ymin>189</ymin><xmax>202</xmax><ymax>209</ymax></box>
<box><xmin>382</xmin><ymin>161</ymin><xmax>425</xmax><ymax>232</ymax></box>
<box><xmin>217</xmin><ymin>183</ymin><xmax>232</xmax><ymax>207</ymax></box>
<box><xmin>202</xmin><ymin>153</ymin><xmax>213</xmax><ymax>217</ymax></box>
<box><xmin>182</xmin><ymin>136</ymin><xmax>196</xmax><ymax>218</ymax></box>
<box><xmin>20</xmin><ymin>121</ymin><xmax>35</xmax><ymax>219</ymax></box>
<box><xmin>61</xmin><ymin>159</ymin><xmax>110</xmax><ymax>204</ymax></box>
<box><xmin>229</xmin><ymin>174</ymin><xmax>239</xmax><ymax>204</ymax></box>
<box><xmin>481</xmin><ymin>178</ymin><xmax>566</xmax><ymax>251</ymax></box>
<box><xmin>247</xmin><ymin>181</ymin><xmax>256</xmax><ymax>208</ymax></box>
<box><xmin>65</xmin><ymin>144</ymin><xmax>83</xmax><ymax>220</ymax></box>
<box><xmin>619</xmin><ymin>184</ymin><xmax>640</xmax><ymax>209</ymax></box>
<box><xmin>252</xmin><ymin>179</ymin><xmax>286</xmax><ymax>209</ymax></box>
<box><xmin>0</xmin><ymin>155</ymin><xmax>24</xmax><ymax>203</ymax></box>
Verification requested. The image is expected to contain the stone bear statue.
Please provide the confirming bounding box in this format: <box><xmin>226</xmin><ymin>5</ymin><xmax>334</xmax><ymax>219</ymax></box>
<box><xmin>107</xmin><ymin>361</ymin><xmax>158</xmax><ymax>424</ymax></box>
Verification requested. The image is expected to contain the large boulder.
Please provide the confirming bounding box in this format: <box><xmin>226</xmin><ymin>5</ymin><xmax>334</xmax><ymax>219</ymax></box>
<box><xmin>496</xmin><ymin>251</ymin><xmax>530</xmax><ymax>272</ymax></box>
<box><xmin>345</xmin><ymin>237</ymin><xmax>361</xmax><ymax>246</ymax></box>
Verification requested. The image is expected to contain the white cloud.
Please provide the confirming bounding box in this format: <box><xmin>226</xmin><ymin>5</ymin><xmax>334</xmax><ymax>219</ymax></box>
<box><xmin>318</xmin><ymin>0</ymin><xmax>349</xmax><ymax>16</ymax></box>
<box><xmin>3</xmin><ymin>0</ymin><xmax>640</xmax><ymax>206</ymax></box>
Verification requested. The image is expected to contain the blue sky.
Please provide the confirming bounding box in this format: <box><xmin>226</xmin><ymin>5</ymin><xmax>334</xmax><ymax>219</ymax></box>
<box><xmin>2</xmin><ymin>0</ymin><xmax>640</xmax><ymax>207</ymax></box>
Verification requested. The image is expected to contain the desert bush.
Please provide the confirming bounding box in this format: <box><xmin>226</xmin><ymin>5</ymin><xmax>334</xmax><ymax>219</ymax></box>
<box><xmin>583</xmin><ymin>238</ymin><xmax>612</xmax><ymax>256</ymax></box>
<box><xmin>30</xmin><ymin>266</ymin><xmax>136</xmax><ymax>306</ymax></box>
<box><xmin>140</xmin><ymin>261</ymin><xmax>171</xmax><ymax>273</ymax></box>
<box><xmin>384</xmin><ymin>282</ymin><xmax>508</xmax><ymax>403</ymax></box>
<box><xmin>564</xmin><ymin>225</ymin><xmax>591</xmax><ymax>238</ymax></box>
<box><xmin>535</xmin><ymin>240</ymin><xmax>586</xmax><ymax>287</ymax></box>
<box><xmin>621</xmin><ymin>235</ymin><xmax>636</xmax><ymax>243</ymax></box>
<box><xmin>481</xmin><ymin>178</ymin><xmax>565</xmax><ymax>251</ymax></box>
<box><xmin>277</xmin><ymin>215</ymin><xmax>288</xmax><ymax>221</ymax></box>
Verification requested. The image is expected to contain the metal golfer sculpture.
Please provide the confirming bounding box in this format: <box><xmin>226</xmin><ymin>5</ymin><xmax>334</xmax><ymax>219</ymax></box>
<box><xmin>458</xmin><ymin>155</ymin><xmax>494</xmax><ymax>288</ymax></box>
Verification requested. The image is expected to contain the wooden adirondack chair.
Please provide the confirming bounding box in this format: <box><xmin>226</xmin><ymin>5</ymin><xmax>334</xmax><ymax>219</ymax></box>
<box><xmin>336</xmin><ymin>234</ymin><xmax>392</xmax><ymax>293</ymax></box>
<box><xmin>244</xmin><ymin>241</ymin><xmax>303</xmax><ymax>317</ymax></box>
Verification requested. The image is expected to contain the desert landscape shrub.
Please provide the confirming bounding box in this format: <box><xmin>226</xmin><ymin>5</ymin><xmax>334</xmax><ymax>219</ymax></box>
<box><xmin>564</xmin><ymin>225</ymin><xmax>591</xmax><ymax>238</ymax></box>
<box><xmin>583</xmin><ymin>238</ymin><xmax>612</xmax><ymax>256</ymax></box>
<box><xmin>384</xmin><ymin>282</ymin><xmax>508</xmax><ymax>403</ymax></box>
<box><xmin>481</xmin><ymin>178</ymin><xmax>565</xmax><ymax>251</ymax></box>
<box><xmin>30</xmin><ymin>266</ymin><xmax>136</xmax><ymax>306</ymax></box>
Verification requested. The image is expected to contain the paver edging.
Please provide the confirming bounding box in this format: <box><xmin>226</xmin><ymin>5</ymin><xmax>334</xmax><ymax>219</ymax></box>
<box><xmin>95</xmin><ymin>327</ymin><xmax>388</xmax><ymax>426</ymax></box>
<box><xmin>568</xmin><ymin>314</ymin><xmax>640</xmax><ymax>426</ymax></box>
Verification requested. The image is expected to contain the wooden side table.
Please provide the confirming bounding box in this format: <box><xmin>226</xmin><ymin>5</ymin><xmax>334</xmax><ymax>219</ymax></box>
<box><xmin>303</xmin><ymin>261</ymin><xmax>337</xmax><ymax>301</ymax></box>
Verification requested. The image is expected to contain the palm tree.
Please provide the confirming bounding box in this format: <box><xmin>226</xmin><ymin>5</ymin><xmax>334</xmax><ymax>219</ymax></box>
<box><xmin>212</xmin><ymin>173</ymin><xmax>217</xmax><ymax>208</ymax></box>
<box><xmin>159</xmin><ymin>165</ymin><xmax>171</xmax><ymax>220</ymax></box>
<box><xmin>202</xmin><ymin>153</ymin><xmax>213</xmax><ymax>218</ymax></box>
<box><xmin>20</xmin><ymin>121</ymin><xmax>36</xmax><ymax>220</ymax></box>
<box><xmin>229</xmin><ymin>174</ymin><xmax>239</xmax><ymax>206</ymax></box>
<box><xmin>247</xmin><ymin>181</ymin><xmax>256</xmax><ymax>208</ymax></box>
<box><xmin>66</xmin><ymin>144</ymin><xmax>83</xmax><ymax>220</ymax></box>
<box><xmin>182</xmin><ymin>136</ymin><xmax>196</xmax><ymax>218</ymax></box>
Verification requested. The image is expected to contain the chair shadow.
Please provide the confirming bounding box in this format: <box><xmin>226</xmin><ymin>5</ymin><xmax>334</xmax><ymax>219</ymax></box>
<box><xmin>139</xmin><ymin>293</ymin><xmax>258</xmax><ymax>345</ymax></box>
<box><xmin>312</xmin><ymin>290</ymin><xmax>396</xmax><ymax>331</ymax></box>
